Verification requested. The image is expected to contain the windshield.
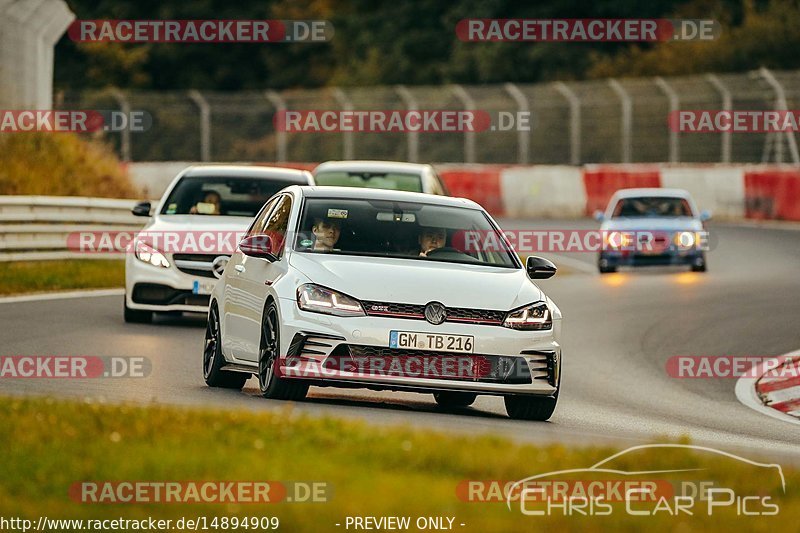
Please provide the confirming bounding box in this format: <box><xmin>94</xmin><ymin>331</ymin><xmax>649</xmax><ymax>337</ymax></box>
<box><xmin>294</xmin><ymin>198</ymin><xmax>518</xmax><ymax>268</ymax></box>
<box><xmin>314</xmin><ymin>171</ymin><xmax>423</xmax><ymax>193</ymax></box>
<box><xmin>612</xmin><ymin>196</ymin><xmax>693</xmax><ymax>218</ymax></box>
<box><xmin>160</xmin><ymin>176</ymin><xmax>298</xmax><ymax>217</ymax></box>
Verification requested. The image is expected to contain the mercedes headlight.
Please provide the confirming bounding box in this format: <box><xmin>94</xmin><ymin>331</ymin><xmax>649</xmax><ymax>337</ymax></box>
<box><xmin>503</xmin><ymin>302</ymin><xmax>552</xmax><ymax>330</ymax></box>
<box><xmin>297</xmin><ymin>284</ymin><xmax>365</xmax><ymax>317</ymax></box>
<box><xmin>134</xmin><ymin>240</ymin><xmax>170</xmax><ymax>268</ymax></box>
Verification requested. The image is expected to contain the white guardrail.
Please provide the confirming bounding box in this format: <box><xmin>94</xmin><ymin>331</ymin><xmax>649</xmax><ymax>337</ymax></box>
<box><xmin>0</xmin><ymin>196</ymin><xmax>144</xmax><ymax>262</ymax></box>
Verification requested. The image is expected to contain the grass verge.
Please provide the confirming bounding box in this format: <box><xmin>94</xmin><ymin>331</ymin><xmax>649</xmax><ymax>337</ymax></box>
<box><xmin>0</xmin><ymin>260</ymin><xmax>124</xmax><ymax>296</ymax></box>
<box><xmin>0</xmin><ymin>396</ymin><xmax>795</xmax><ymax>532</ymax></box>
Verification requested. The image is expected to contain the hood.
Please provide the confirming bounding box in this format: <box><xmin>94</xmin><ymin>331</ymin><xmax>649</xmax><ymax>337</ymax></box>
<box><xmin>137</xmin><ymin>215</ymin><xmax>254</xmax><ymax>256</ymax></box>
<box><xmin>601</xmin><ymin>217</ymin><xmax>703</xmax><ymax>232</ymax></box>
<box><xmin>143</xmin><ymin>214</ymin><xmax>253</xmax><ymax>233</ymax></box>
<box><xmin>289</xmin><ymin>253</ymin><xmax>542</xmax><ymax>311</ymax></box>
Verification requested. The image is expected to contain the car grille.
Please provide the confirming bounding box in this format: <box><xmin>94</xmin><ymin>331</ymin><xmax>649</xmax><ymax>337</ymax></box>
<box><xmin>173</xmin><ymin>253</ymin><xmax>228</xmax><ymax>279</ymax></box>
<box><xmin>632</xmin><ymin>253</ymin><xmax>674</xmax><ymax>265</ymax></box>
<box><xmin>361</xmin><ymin>300</ymin><xmax>506</xmax><ymax>326</ymax></box>
<box><xmin>131</xmin><ymin>283</ymin><xmax>210</xmax><ymax>307</ymax></box>
<box><xmin>324</xmin><ymin>345</ymin><xmax>531</xmax><ymax>384</ymax></box>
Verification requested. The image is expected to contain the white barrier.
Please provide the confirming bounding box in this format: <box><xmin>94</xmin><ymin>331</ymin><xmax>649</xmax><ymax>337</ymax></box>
<box><xmin>0</xmin><ymin>196</ymin><xmax>143</xmax><ymax>262</ymax></box>
<box><xmin>500</xmin><ymin>166</ymin><xmax>586</xmax><ymax>218</ymax></box>
<box><xmin>659</xmin><ymin>166</ymin><xmax>746</xmax><ymax>220</ymax></box>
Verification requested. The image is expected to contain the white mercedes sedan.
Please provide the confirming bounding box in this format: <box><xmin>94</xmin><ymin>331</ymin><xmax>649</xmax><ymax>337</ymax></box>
<box><xmin>124</xmin><ymin>165</ymin><xmax>313</xmax><ymax>323</ymax></box>
<box><xmin>203</xmin><ymin>186</ymin><xmax>562</xmax><ymax>420</ymax></box>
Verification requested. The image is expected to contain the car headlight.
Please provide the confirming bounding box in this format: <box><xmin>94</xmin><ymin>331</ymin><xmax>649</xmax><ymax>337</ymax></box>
<box><xmin>296</xmin><ymin>284</ymin><xmax>365</xmax><ymax>317</ymax></box>
<box><xmin>503</xmin><ymin>302</ymin><xmax>552</xmax><ymax>330</ymax></box>
<box><xmin>605</xmin><ymin>231</ymin><xmax>632</xmax><ymax>249</ymax></box>
<box><xmin>134</xmin><ymin>240</ymin><xmax>170</xmax><ymax>268</ymax></box>
<box><xmin>673</xmin><ymin>231</ymin><xmax>696</xmax><ymax>248</ymax></box>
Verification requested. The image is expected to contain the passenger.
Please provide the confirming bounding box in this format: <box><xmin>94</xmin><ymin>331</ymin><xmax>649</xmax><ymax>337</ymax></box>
<box><xmin>418</xmin><ymin>226</ymin><xmax>447</xmax><ymax>257</ymax></box>
<box><xmin>190</xmin><ymin>191</ymin><xmax>222</xmax><ymax>215</ymax></box>
<box><xmin>312</xmin><ymin>218</ymin><xmax>342</xmax><ymax>251</ymax></box>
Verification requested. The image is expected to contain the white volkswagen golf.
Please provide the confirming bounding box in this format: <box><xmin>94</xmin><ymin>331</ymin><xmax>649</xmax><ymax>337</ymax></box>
<box><xmin>204</xmin><ymin>186</ymin><xmax>562</xmax><ymax>420</ymax></box>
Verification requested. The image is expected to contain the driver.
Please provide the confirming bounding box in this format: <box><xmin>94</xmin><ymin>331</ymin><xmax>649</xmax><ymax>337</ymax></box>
<box><xmin>190</xmin><ymin>191</ymin><xmax>222</xmax><ymax>215</ymax></box>
<box><xmin>312</xmin><ymin>218</ymin><xmax>342</xmax><ymax>252</ymax></box>
<box><xmin>418</xmin><ymin>226</ymin><xmax>446</xmax><ymax>257</ymax></box>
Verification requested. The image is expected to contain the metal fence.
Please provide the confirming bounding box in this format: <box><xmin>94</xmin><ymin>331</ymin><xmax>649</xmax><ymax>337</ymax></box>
<box><xmin>0</xmin><ymin>196</ymin><xmax>141</xmax><ymax>262</ymax></box>
<box><xmin>56</xmin><ymin>68</ymin><xmax>800</xmax><ymax>165</ymax></box>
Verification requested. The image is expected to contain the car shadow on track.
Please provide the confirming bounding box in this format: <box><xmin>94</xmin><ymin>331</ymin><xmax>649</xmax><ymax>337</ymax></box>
<box><xmin>150</xmin><ymin>313</ymin><xmax>207</xmax><ymax>328</ymax></box>
<box><xmin>232</xmin><ymin>385</ymin><xmax>509</xmax><ymax>420</ymax></box>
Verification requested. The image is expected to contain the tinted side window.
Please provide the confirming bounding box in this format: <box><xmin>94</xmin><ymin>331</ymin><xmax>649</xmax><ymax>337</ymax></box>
<box><xmin>261</xmin><ymin>195</ymin><xmax>293</xmax><ymax>257</ymax></box>
<box><xmin>246</xmin><ymin>196</ymin><xmax>280</xmax><ymax>238</ymax></box>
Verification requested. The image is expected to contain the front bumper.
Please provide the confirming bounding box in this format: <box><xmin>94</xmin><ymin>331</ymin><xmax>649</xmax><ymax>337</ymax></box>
<box><xmin>272</xmin><ymin>297</ymin><xmax>561</xmax><ymax>396</ymax></box>
<box><xmin>599</xmin><ymin>249</ymin><xmax>705</xmax><ymax>268</ymax></box>
<box><xmin>125</xmin><ymin>254</ymin><xmax>218</xmax><ymax>313</ymax></box>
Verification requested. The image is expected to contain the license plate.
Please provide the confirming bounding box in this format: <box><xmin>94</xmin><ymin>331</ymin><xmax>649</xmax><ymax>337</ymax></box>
<box><xmin>193</xmin><ymin>280</ymin><xmax>215</xmax><ymax>295</ymax></box>
<box><xmin>389</xmin><ymin>331</ymin><xmax>474</xmax><ymax>353</ymax></box>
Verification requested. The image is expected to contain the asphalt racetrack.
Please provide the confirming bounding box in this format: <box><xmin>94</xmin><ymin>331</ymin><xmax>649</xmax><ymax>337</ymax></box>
<box><xmin>2</xmin><ymin>219</ymin><xmax>799</xmax><ymax>461</ymax></box>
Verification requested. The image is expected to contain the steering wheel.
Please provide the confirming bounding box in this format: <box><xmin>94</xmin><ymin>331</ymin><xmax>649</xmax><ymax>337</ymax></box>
<box><xmin>424</xmin><ymin>246</ymin><xmax>478</xmax><ymax>262</ymax></box>
<box><xmin>425</xmin><ymin>246</ymin><xmax>460</xmax><ymax>256</ymax></box>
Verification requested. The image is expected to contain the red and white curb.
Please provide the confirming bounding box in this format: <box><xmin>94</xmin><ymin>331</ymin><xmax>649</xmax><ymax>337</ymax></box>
<box><xmin>735</xmin><ymin>350</ymin><xmax>800</xmax><ymax>425</ymax></box>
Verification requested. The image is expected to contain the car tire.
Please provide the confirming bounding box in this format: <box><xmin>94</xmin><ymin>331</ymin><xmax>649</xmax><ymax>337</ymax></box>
<box><xmin>433</xmin><ymin>391</ymin><xmax>477</xmax><ymax>409</ymax></box>
<box><xmin>258</xmin><ymin>301</ymin><xmax>309</xmax><ymax>401</ymax></box>
<box><xmin>598</xmin><ymin>265</ymin><xmax>617</xmax><ymax>274</ymax></box>
<box><xmin>203</xmin><ymin>303</ymin><xmax>248</xmax><ymax>389</ymax></box>
<box><xmin>504</xmin><ymin>394</ymin><xmax>557</xmax><ymax>421</ymax></box>
<box><xmin>691</xmin><ymin>256</ymin><xmax>707</xmax><ymax>272</ymax></box>
<box><xmin>123</xmin><ymin>296</ymin><xmax>152</xmax><ymax>324</ymax></box>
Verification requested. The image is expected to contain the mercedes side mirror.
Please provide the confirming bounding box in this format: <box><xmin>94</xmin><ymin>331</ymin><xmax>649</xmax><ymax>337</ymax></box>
<box><xmin>700</xmin><ymin>209</ymin><xmax>712</xmax><ymax>222</ymax></box>
<box><xmin>526</xmin><ymin>256</ymin><xmax>557</xmax><ymax>279</ymax></box>
<box><xmin>131</xmin><ymin>201</ymin><xmax>152</xmax><ymax>217</ymax></box>
<box><xmin>593</xmin><ymin>210</ymin><xmax>605</xmax><ymax>222</ymax></box>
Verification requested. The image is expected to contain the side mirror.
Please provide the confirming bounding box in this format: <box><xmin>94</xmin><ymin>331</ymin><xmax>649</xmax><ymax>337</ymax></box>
<box><xmin>131</xmin><ymin>201</ymin><xmax>151</xmax><ymax>217</ymax></box>
<box><xmin>593</xmin><ymin>210</ymin><xmax>605</xmax><ymax>222</ymax></box>
<box><xmin>700</xmin><ymin>210</ymin><xmax>712</xmax><ymax>222</ymax></box>
<box><xmin>526</xmin><ymin>256</ymin><xmax>557</xmax><ymax>279</ymax></box>
<box><xmin>239</xmin><ymin>234</ymin><xmax>279</xmax><ymax>261</ymax></box>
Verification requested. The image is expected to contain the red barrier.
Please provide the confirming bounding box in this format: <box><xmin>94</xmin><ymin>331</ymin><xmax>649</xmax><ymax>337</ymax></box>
<box><xmin>254</xmin><ymin>162</ymin><xmax>318</xmax><ymax>172</ymax></box>
<box><xmin>438</xmin><ymin>166</ymin><xmax>506</xmax><ymax>216</ymax></box>
<box><xmin>582</xmin><ymin>165</ymin><xmax>661</xmax><ymax>215</ymax></box>
<box><xmin>744</xmin><ymin>169</ymin><xmax>800</xmax><ymax>221</ymax></box>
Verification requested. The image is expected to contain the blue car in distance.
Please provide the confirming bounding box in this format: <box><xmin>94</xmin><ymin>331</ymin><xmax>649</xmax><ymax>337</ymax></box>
<box><xmin>594</xmin><ymin>188</ymin><xmax>711</xmax><ymax>274</ymax></box>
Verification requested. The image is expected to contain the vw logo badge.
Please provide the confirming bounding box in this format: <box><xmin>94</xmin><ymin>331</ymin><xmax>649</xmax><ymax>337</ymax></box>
<box><xmin>211</xmin><ymin>255</ymin><xmax>230</xmax><ymax>278</ymax></box>
<box><xmin>424</xmin><ymin>301</ymin><xmax>447</xmax><ymax>325</ymax></box>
